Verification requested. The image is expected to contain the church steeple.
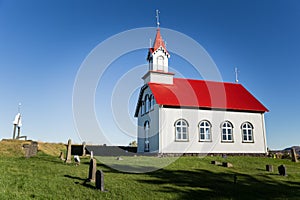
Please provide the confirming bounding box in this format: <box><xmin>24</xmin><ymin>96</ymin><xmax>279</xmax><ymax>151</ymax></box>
<box><xmin>147</xmin><ymin>28</ymin><xmax>170</xmax><ymax>73</ymax></box>
<box><xmin>143</xmin><ymin>11</ymin><xmax>174</xmax><ymax>84</ymax></box>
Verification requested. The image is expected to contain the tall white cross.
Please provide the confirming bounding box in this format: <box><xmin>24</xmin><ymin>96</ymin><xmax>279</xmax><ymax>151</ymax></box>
<box><xmin>156</xmin><ymin>9</ymin><xmax>160</xmax><ymax>28</ymax></box>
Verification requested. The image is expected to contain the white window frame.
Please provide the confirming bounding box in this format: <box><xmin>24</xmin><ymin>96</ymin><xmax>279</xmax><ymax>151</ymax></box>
<box><xmin>241</xmin><ymin>122</ymin><xmax>254</xmax><ymax>143</ymax></box>
<box><xmin>157</xmin><ymin>56</ymin><xmax>164</xmax><ymax>71</ymax></box>
<box><xmin>221</xmin><ymin>121</ymin><xmax>234</xmax><ymax>142</ymax></box>
<box><xmin>144</xmin><ymin>95</ymin><xmax>149</xmax><ymax>113</ymax></box>
<box><xmin>199</xmin><ymin>120</ymin><xmax>212</xmax><ymax>142</ymax></box>
<box><xmin>144</xmin><ymin>121</ymin><xmax>150</xmax><ymax>152</ymax></box>
<box><xmin>150</xmin><ymin>95</ymin><xmax>155</xmax><ymax>111</ymax></box>
<box><xmin>141</xmin><ymin>101</ymin><xmax>145</xmax><ymax>116</ymax></box>
<box><xmin>175</xmin><ymin>119</ymin><xmax>189</xmax><ymax>142</ymax></box>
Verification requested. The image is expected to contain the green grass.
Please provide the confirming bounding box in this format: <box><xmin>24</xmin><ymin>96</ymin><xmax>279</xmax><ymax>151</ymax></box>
<box><xmin>0</xmin><ymin>150</ymin><xmax>300</xmax><ymax>199</ymax></box>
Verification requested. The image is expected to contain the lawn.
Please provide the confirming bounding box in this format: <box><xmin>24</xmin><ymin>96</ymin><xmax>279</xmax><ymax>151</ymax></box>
<box><xmin>0</xmin><ymin>142</ymin><xmax>300</xmax><ymax>199</ymax></box>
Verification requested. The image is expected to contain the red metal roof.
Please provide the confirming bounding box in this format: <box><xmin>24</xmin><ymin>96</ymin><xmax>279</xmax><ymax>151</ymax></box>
<box><xmin>148</xmin><ymin>78</ymin><xmax>268</xmax><ymax>113</ymax></box>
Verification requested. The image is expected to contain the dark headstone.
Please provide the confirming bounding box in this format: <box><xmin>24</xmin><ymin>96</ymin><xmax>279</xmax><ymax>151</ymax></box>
<box><xmin>266</xmin><ymin>164</ymin><xmax>273</xmax><ymax>172</ymax></box>
<box><xmin>222</xmin><ymin>162</ymin><xmax>233</xmax><ymax>168</ymax></box>
<box><xmin>95</xmin><ymin>170</ymin><xmax>104</xmax><ymax>191</ymax></box>
<box><xmin>278</xmin><ymin>165</ymin><xmax>287</xmax><ymax>176</ymax></box>
<box><xmin>65</xmin><ymin>139</ymin><xmax>72</xmax><ymax>163</ymax></box>
<box><xmin>291</xmin><ymin>148</ymin><xmax>298</xmax><ymax>162</ymax></box>
<box><xmin>88</xmin><ymin>158</ymin><xmax>97</xmax><ymax>182</ymax></box>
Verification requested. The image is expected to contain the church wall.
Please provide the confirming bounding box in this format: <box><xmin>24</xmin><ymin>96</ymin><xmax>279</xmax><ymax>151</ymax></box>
<box><xmin>137</xmin><ymin>87</ymin><xmax>159</xmax><ymax>153</ymax></box>
<box><xmin>159</xmin><ymin>107</ymin><xmax>267</xmax><ymax>154</ymax></box>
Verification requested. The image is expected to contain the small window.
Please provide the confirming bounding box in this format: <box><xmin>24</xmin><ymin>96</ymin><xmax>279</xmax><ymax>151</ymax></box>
<box><xmin>141</xmin><ymin>101</ymin><xmax>145</xmax><ymax>115</ymax></box>
<box><xmin>150</xmin><ymin>95</ymin><xmax>155</xmax><ymax>110</ymax></box>
<box><xmin>144</xmin><ymin>121</ymin><xmax>150</xmax><ymax>152</ymax></box>
<box><xmin>241</xmin><ymin>122</ymin><xmax>254</xmax><ymax>143</ymax></box>
<box><xmin>221</xmin><ymin>121</ymin><xmax>233</xmax><ymax>142</ymax></box>
<box><xmin>157</xmin><ymin>56</ymin><xmax>164</xmax><ymax>71</ymax></box>
<box><xmin>145</xmin><ymin>95</ymin><xmax>149</xmax><ymax>113</ymax></box>
<box><xmin>175</xmin><ymin>119</ymin><xmax>189</xmax><ymax>141</ymax></box>
<box><xmin>199</xmin><ymin>120</ymin><xmax>211</xmax><ymax>142</ymax></box>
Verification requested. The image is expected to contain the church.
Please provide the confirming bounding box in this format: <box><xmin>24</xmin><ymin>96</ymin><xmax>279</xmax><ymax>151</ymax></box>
<box><xmin>134</xmin><ymin>27</ymin><xmax>268</xmax><ymax>155</ymax></box>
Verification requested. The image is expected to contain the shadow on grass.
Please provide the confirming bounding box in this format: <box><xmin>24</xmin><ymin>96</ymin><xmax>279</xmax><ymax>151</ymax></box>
<box><xmin>64</xmin><ymin>174</ymin><xmax>96</xmax><ymax>189</ymax></box>
<box><xmin>135</xmin><ymin>168</ymin><xmax>300</xmax><ymax>199</ymax></box>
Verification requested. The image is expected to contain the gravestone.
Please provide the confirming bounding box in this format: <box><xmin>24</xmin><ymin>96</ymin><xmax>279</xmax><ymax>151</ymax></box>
<box><xmin>95</xmin><ymin>170</ymin><xmax>104</xmax><ymax>191</ymax></box>
<box><xmin>30</xmin><ymin>142</ymin><xmax>38</xmax><ymax>156</ymax></box>
<box><xmin>65</xmin><ymin>139</ymin><xmax>72</xmax><ymax>163</ymax></box>
<box><xmin>266</xmin><ymin>164</ymin><xmax>273</xmax><ymax>172</ymax></box>
<box><xmin>88</xmin><ymin>158</ymin><xmax>97</xmax><ymax>182</ymax></box>
<box><xmin>291</xmin><ymin>148</ymin><xmax>298</xmax><ymax>162</ymax></box>
<box><xmin>116</xmin><ymin>156</ymin><xmax>123</xmax><ymax>161</ymax></box>
<box><xmin>211</xmin><ymin>161</ymin><xmax>221</xmax><ymax>165</ymax></box>
<box><xmin>90</xmin><ymin>151</ymin><xmax>94</xmax><ymax>159</ymax></box>
<box><xmin>82</xmin><ymin>142</ymin><xmax>86</xmax><ymax>156</ymax></box>
<box><xmin>222</xmin><ymin>162</ymin><xmax>233</xmax><ymax>168</ymax></box>
<box><xmin>278</xmin><ymin>165</ymin><xmax>287</xmax><ymax>176</ymax></box>
<box><xmin>24</xmin><ymin>141</ymin><xmax>38</xmax><ymax>158</ymax></box>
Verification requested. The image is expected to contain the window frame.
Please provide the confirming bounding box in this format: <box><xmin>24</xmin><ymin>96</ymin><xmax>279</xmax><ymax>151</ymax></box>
<box><xmin>241</xmin><ymin>122</ymin><xmax>254</xmax><ymax>143</ymax></box>
<box><xmin>144</xmin><ymin>121</ymin><xmax>150</xmax><ymax>152</ymax></box>
<box><xmin>149</xmin><ymin>95</ymin><xmax>155</xmax><ymax>111</ymax></box>
<box><xmin>198</xmin><ymin>120</ymin><xmax>212</xmax><ymax>142</ymax></box>
<box><xmin>174</xmin><ymin>119</ymin><xmax>189</xmax><ymax>142</ymax></box>
<box><xmin>144</xmin><ymin>94</ymin><xmax>149</xmax><ymax>113</ymax></box>
<box><xmin>221</xmin><ymin>121</ymin><xmax>234</xmax><ymax>143</ymax></box>
<box><xmin>157</xmin><ymin>55</ymin><xmax>164</xmax><ymax>71</ymax></box>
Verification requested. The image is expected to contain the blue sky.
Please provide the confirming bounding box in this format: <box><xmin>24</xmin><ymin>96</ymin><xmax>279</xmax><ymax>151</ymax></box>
<box><xmin>0</xmin><ymin>0</ymin><xmax>299</xmax><ymax>149</ymax></box>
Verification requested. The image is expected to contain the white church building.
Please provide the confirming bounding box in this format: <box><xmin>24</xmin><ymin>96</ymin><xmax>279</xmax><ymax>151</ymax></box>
<box><xmin>134</xmin><ymin>28</ymin><xmax>268</xmax><ymax>155</ymax></box>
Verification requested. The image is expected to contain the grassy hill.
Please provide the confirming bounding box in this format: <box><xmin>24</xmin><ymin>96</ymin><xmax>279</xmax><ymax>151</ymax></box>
<box><xmin>0</xmin><ymin>141</ymin><xmax>300</xmax><ymax>199</ymax></box>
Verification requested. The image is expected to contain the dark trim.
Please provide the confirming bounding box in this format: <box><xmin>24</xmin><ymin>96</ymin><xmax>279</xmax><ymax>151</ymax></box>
<box><xmin>134</xmin><ymin>84</ymin><xmax>149</xmax><ymax>117</ymax></box>
<box><xmin>161</xmin><ymin>105</ymin><xmax>266</xmax><ymax>113</ymax></box>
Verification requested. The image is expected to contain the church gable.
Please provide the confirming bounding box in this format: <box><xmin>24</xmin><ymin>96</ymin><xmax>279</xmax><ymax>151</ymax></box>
<box><xmin>134</xmin><ymin>85</ymin><xmax>156</xmax><ymax>117</ymax></box>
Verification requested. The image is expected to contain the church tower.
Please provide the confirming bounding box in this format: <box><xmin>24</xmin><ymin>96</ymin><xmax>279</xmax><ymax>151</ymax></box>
<box><xmin>142</xmin><ymin>12</ymin><xmax>174</xmax><ymax>84</ymax></box>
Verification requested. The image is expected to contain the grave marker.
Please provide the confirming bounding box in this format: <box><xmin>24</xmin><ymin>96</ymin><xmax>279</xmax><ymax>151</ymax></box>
<box><xmin>65</xmin><ymin>139</ymin><xmax>72</xmax><ymax>163</ymax></box>
<box><xmin>278</xmin><ymin>165</ymin><xmax>287</xmax><ymax>176</ymax></box>
<box><xmin>88</xmin><ymin>158</ymin><xmax>97</xmax><ymax>182</ymax></box>
<box><xmin>266</xmin><ymin>164</ymin><xmax>273</xmax><ymax>172</ymax></box>
<box><xmin>291</xmin><ymin>148</ymin><xmax>298</xmax><ymax>162</ymax></box>
<box><xmin>95</xmin><ymin>170</ymin><xmax>104</xmax><ymax>191</ymax></box>
<box><xmin>82</xmin><ymin>142</ymin><xmax>86</xmax><ymax>156</ymax></box>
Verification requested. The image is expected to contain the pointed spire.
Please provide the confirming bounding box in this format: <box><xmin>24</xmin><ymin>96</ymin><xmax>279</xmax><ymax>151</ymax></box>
<box><xmin>153</xmin><ymin>28</ymin><xmax>167</xmax><ymax>52</ymax></box>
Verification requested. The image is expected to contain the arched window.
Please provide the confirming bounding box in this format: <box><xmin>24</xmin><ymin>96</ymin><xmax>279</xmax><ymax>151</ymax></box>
<box><xmin>141</xmin><ymin>101</ymin><xmax>145</xmax><ymax>115</ymax></box>
<box><xmin>157</xmin><ymin>56</ymin><xmax>164</xmax><ymax>71</ymax></box>
<box><xmin>221</xmin><ymin>121</ymin><xmax>233</xmax><ymax>142</ymax></box>
<box><xmin>175</xmin><ymin>119</ymin><xmax>189</xmax><ymax>141</ymax></box>
<box><xmin>199</xmin><ymin>120</ymin><xmax>211</xmax><ymax>142</ymax></box>
<box><xmin>144</xmin><ymin>121</ymin><xmax>150</xmax><ymax>152</ymax></box>
<box><xmin>150</xmin><ymin>95</ymin><xmax>155</xmax><ymax>110</ymax></box>
<box><xmin>241</xmin><ymin>122</ymin><xmax>254</xmax><ymax>142</ymax></box>
<box><xmin>145</xmin><ymin>95</ymin><xmax>149</xmax><ymax>113</ymax></box>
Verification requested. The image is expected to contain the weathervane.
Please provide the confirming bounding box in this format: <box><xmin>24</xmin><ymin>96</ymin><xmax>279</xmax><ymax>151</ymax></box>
<box><xmin>156</xmin><ymin>9</ymin><xmax>160</xmax><ymax>28</ymax></box>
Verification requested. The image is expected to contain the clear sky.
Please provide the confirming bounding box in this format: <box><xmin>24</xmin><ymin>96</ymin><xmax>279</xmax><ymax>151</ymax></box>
<box><xmin>0</xmin><ymin>0</ymin><xmax>299</xmax><ymax>150</ymax></box>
